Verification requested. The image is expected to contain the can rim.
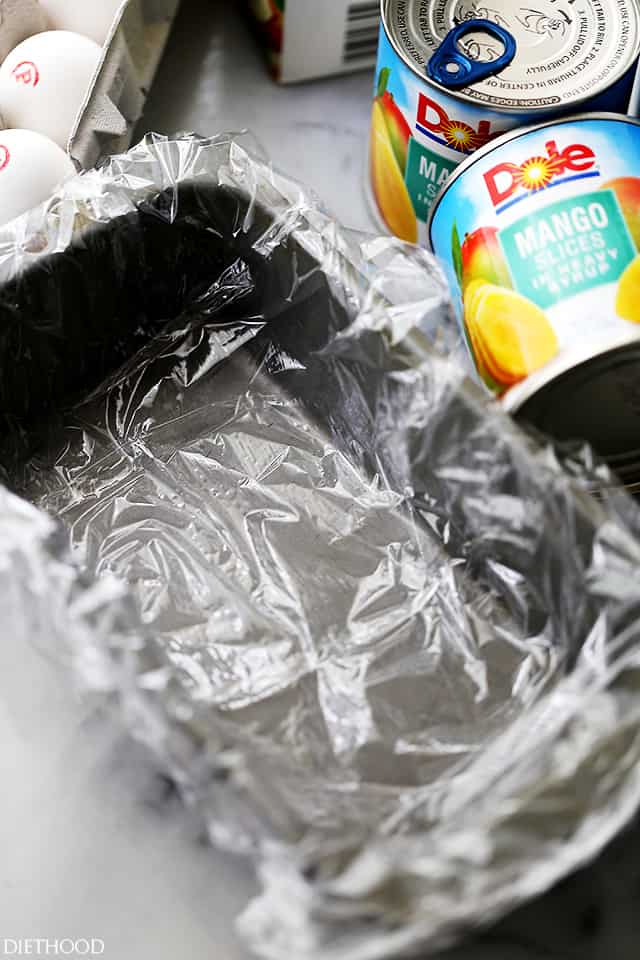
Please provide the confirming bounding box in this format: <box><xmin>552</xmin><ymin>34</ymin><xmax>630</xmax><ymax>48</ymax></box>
<box><xmin>381</xmin><ymin>0</ymin><xmax>640</xmax><ymax>117</ymax></box>
<box><xmin>501</xmin><ymin>330</ymin><xmax>640</xmax><ymax>416</ymax></box>
<box><xmin>426</xmin><ymin>112</ymin><xmax>640</xmax><ymax>240</ymax></box>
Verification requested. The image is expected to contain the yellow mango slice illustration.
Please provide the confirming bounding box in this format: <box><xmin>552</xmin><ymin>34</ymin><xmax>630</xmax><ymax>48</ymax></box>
<box><xmin>370</xmin><ymin>100</ymin><xmax>418</xmax><ymax>244</ymax></box>
<box><xmin>463</xmin><ymin>280</ymin><xmax>500</xmax><ymax>388</ymax></box>
<box><xmin>468</xmin><ymin>305</ymin><xmax>509</xmax><ymax>388</ymax></box>
<box><xmin>616</xmin><ymin>255</ymin><xmax>640</xmax><ymax>323</ymax></box>
<box><xmin>464</xmin><ymin>279</ymin><xmax>490</xmax><ymax>323</ymax></box>
<box><xmin>471</xmin><ymin>285</ymin><xmax>559</xmax><ymax>386</ymax></box>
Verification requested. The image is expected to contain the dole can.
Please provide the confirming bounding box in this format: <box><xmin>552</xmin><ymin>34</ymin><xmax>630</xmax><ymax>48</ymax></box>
<box><xmin>428</xmin><ymin>113</ymin><xmax>640</xmax><ymax>476</ymax></box>
<box><xmin>370</xmin><ymin>0</ymin><xmax>640</xmax><ymax>245</ymax></box>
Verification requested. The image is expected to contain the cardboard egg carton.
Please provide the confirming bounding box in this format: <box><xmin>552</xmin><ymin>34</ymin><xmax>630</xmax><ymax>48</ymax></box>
<box><xmin>69</xmin><ymin>0</ymin><xmax>181</xmax><ymax>169</ymax></box>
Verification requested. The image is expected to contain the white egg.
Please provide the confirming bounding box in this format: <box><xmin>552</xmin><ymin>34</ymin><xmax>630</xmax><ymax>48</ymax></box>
<box><xmin>0</xmin><ymin>0</ymin><xmax>48</xmax><ymax>62</ymax></box>
<box><xmin>37</xmin><ymin>0</ymin><xmax>124</xmax><ymax>47</ymax></box>
<box><xmin>0</xmin><ymin>129</ymin><xmax>75</xmax><ymax>225</ymax></box>
<box><xmin>0</xmin><ymin>31</ymin><xmax>102</xmax><ymax>149</ymax></box>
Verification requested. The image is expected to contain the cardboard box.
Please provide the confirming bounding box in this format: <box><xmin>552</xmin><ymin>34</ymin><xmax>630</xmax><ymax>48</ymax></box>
<box><xmin>69</xmin><ymin>0</ymin><xmax>181</xmax><ymax>169</ymax></box>
<box><xmin>248</xmin><ymin>0</ymin><xmax>379</xmax><ymax>84</ymax></box>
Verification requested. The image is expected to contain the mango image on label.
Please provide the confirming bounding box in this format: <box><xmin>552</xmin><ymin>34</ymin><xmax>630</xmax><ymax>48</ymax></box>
<box><xmin>370</xmin><ymin>68</ymin><xmax>417</xmax><ymax>244</ymax></box>
<box><xmin>464</xmin><ymin>283</ymin><xmax>559</xmax><ymax>388</ymax></box>
<box><xmin>601</xmin><ymin>178</ymin><xmax>640</xmax><ymax>250</ymax></box>
<box><xmin>464</xmin><ymin>279</ymin><xmax>491</xmax><ymax>323</ymax></box>
<box><xmin>463</xmin><ymin>282</ymin><xmax>499</xmax><ymax>390</ymax></box>
<box><xmin>463</xmin><ymin>280</ymin><xmax>515</xmax><ymax>389</ymax></box>
<box><xmin>464</xmin><ymin>285</ymin><xmax>513</xmax><ymax>388</ymax></box>
<box><xmin>461</xmin><ymin>226</ymin><xmax>513</xmax><ymax>292</ymax></box>
<box><xmin>616</xmin><ymin>255</ymin><xmax>640</xmax><ymax>323</ymax></box>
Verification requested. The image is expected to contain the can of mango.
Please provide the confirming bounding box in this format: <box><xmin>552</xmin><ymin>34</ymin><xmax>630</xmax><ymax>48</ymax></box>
<box><xmin>370</xmin><ymin>0</ymin><xmax>640</xmax><ymax>245</ymax></box>
<box><xmin>428</xmin><ymin>113</ymin><xmax>640</xmax><ymax>475</ymax></box>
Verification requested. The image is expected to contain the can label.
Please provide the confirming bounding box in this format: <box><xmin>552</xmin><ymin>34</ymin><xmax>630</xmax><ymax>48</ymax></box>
<box><xmin>370</xmin><ymin>0</ymin><xmax>640</xmax><ymax>243</ymax></box>
<box><xmin>429</xmin><ymin>117</ymin><xmax>640</xmax><ymax>396</ymax></box>
<box><xmin>370</xmin><ymin>25</ymin><xmax>528</xmax><ymax>243</ymax></box>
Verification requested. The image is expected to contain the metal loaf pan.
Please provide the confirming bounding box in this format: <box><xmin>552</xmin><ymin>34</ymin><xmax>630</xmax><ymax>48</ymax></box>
<box><xmin>2</xmin><ymin>135</ymin><xmax>640</xmax><ymax>960</ymax></box>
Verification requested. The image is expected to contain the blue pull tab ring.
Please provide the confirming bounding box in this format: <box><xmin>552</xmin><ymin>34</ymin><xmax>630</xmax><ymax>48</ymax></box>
<box><xmin>427</xmin><ymin>19</ymin><xmax>517</xmax><ymax>90</ymax></box>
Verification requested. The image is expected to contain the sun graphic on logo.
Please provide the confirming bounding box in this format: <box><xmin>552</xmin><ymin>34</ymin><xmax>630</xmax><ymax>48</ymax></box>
<box><xmin>441</xmin><ymin>119</ymin><xmax>480</xmax><ymax>153</ymax></box>
<box><xmin>516</xmin><ymin>156</ymin><xmax>559</xmax><ymax>192</ymax></box>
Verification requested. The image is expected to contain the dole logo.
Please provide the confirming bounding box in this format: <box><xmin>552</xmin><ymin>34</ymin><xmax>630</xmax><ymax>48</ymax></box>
<box><xmin>416</xmin><ymin>94</ymin><xmax>493</xmax><ymax>154</ymax></box>
<box><xmin>484</xmin><ymin>140</ymin><xmax>597</xmax><ymax>207</ymax></box>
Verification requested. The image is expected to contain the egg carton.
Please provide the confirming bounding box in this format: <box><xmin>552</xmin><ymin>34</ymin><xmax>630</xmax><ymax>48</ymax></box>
<box><xmin>69</xmin><ymin>0</ymin><xmax>180</xmax><ymax>169</ymax></box>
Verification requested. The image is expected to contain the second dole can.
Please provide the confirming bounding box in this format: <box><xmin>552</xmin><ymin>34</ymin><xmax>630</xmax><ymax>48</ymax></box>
<box><xmin>428</xmin><ymin>113</ymin><xmax>640</xmax><ymax>481</ymax></box>
<box><xmin>370</xmin><ymin>0</ymin><xmax>640</xmax><ymax>245</ymax></box>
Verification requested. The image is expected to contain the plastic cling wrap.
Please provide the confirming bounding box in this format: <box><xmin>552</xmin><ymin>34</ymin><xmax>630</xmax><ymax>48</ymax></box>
<box><xmin>3</xmin><ymin>134</ymin><xmax>640</xmax><ymax>959</ymax></box>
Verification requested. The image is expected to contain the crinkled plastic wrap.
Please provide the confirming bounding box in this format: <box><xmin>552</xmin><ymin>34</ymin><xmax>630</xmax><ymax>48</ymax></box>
<box><xmin>4</xmin><ymin>133</ymin><xmax>640</xmax><ymax>959</ymax></box>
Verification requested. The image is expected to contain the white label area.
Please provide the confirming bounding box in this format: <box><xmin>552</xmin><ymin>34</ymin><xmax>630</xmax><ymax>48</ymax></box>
<box><xmin>281</xmin><ymin>0</ymin><xmax>379</xmax><ymax>82</ymax></box>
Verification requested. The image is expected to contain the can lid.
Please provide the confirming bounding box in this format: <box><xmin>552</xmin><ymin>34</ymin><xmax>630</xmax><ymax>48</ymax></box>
<box><xmin>514</xmin><ymin>341</ymin><xmax>640</xmax><ymax>481</ymax></box>
<box><xmin>384</xmin><ymin>0</ymin><xmax>640</xmax><ymax>113</ymax></box>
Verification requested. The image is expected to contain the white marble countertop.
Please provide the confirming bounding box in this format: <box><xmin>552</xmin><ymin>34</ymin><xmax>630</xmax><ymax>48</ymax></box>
<box><xmin>141</xmin><ymin>0</ymin><xmax>376</xmax><ymax>234</ymax></box>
